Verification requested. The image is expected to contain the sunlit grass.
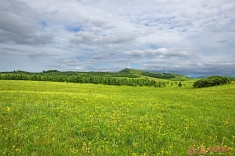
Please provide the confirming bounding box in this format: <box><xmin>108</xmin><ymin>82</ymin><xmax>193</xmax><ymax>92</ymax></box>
<box><xmin>0</xmin><ymin>80</ymin><xmax>234</xmax><ymax>155</ymax></box>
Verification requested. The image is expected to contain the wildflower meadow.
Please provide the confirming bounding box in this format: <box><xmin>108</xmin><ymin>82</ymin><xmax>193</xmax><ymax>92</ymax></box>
<box><xmin>0</xmin><ymin>80</ymin><xmax>234</xmax><ymax>155</ymax></box>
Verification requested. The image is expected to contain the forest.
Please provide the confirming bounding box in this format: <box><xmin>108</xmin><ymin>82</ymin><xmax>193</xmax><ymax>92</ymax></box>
<box><xmin>0</xmin><ymin>70</ymin><xmax>168</xmax><ymax>87</ymax></box>
<box><xmin>1</xmin><ymin>69</ymin><xmax>234</xmax><ymax>88</ymax></box>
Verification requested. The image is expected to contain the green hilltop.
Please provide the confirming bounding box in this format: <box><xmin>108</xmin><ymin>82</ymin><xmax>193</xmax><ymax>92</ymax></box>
<box><xmin>119</xmin><ymin>68</ymin><xmax>144</xmax><ymax>75</ymax></box>
<box><xmin>119</xmin><ymin>68</ymin><xmax>190</xmax><ymax>81</ymax></box>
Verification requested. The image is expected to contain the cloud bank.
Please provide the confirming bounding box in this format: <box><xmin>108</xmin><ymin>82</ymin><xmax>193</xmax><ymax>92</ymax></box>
<box><xmin>0</xmin><ymin>0</ymin><xmax>235</xmax><ymax>76</ymax></box>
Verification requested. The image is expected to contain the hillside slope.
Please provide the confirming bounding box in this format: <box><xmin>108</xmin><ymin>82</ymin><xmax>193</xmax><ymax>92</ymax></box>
<box><xmin>119</xmin><ymin>68</ymin><xmax>190</xmax><ymax>81</ymax></box>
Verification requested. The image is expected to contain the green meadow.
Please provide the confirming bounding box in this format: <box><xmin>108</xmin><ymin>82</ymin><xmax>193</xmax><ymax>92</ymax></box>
<box><xmin>0</xmin><ymin>80</ymin><xmax>234</xmax><ymax>155</ymax></box>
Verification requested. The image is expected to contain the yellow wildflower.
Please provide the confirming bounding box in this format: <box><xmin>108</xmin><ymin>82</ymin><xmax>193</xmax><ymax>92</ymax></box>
<box><xmin>7</xmin><ymin>107</ymin><xmax>11</xmax><ymax>112</ymax></box>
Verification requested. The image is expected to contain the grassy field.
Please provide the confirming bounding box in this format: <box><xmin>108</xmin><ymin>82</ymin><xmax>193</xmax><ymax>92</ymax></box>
<box><xmin>0</xmin><ymin>80</ymin><xmax>234</xmax><ymax>155</ymax></box>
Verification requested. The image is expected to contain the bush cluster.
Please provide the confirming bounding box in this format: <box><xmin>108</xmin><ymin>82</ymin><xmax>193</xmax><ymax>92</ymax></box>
<box><xmin>193</xmin><ymin>76</ymin><xmax>231</xmax><ymax>88</ymax></box>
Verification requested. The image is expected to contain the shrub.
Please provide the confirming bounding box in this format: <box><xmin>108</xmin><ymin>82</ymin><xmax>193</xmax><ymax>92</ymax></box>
<box><xmin>193</xmin><ymin>76</ymin><xmax>231</xmax><ymax>88</ymax></box>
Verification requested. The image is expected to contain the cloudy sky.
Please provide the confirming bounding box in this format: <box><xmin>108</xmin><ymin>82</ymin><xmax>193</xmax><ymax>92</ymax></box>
<box><xmin>0</xmin><ymin>0</ymin><xmax>235</xmax><ymax>76</ymax></box>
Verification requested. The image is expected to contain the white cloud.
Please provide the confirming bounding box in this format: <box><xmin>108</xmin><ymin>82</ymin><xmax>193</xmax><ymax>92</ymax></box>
<box><xmin>0</xmin><ymin>0</ymin><xmax>234</xmax><ymax>75</ymax></box>
<box><xmin>124</xmin><ymin>48</ymin><xmax>192</xmax><ymax>59</ymax></box>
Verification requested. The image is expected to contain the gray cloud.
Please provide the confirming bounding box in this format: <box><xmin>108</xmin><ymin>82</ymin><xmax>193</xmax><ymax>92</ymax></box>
<box><xmin>70</xmin><ymin>31</ymin><xmax>136</xmax><ymax>45</ymax></box>
<box><xmin>0</xmin><ymin>0</ymin><xmax>235</xmax><ymax>76</ymax></box>
<box><xmin>216</xmin><ymin>40</ymin><xmax>228</xmax><ymax>43</ymax></box>
<box><xmin>0</xmin><ymin>0</ymin><xmax>54</xmax><ymax>45</ymax></box>
<box><xmin>27</xmin><ymin>52</ymin><xmax>55</xmax><ymax>58</ymax></box>
<box><xmin>92</xmin><ymin>55</ymin><xmax>107</xmax><ymax>60</ymax></box>
<box><xmin>90</xmin><ymin>20</ymin><xmax>106</xmax><ymax>27</ymax></box>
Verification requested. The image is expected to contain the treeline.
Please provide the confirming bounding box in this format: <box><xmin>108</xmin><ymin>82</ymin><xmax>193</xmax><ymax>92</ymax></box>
<box><xmin>142</xmin><ymin>72</ymin><xmax>176</xmax><ymax>79</ymax></box>
<box><xmin>229</xmin><ymin>77</ymin><xmax>235</xmax><ymax>81</ymax></box>
<box><xmin>193</xmin><ymin>76</ymin><xmax>231</xmax><ymax>88</ymax></box>
<box><xmin>0</xmin><ymin>72</ymin><xmax>167</xmax><ymax>87</ymax></box>
<box><xmin>42</xmin><ymin>70</ymin><xmax>139</xmax><ymax>78</ymax></box>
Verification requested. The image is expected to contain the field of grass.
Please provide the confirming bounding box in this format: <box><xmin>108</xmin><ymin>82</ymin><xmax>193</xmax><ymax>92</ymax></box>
<box><xmin>0</xmin><ymin>80</ymin><xmax>234</xmax><ymax>155</ymax></box>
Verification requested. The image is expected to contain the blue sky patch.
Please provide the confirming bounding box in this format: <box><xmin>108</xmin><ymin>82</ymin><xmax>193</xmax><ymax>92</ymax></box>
<box><xmin>149</xmin><ymin>44</ymin><xmax>160</xmax><ymax>49</ymax></box>
<box><xmin>65</xmin><ymin>25</ymin><xmax>82</xmax><ymax>32</ymax></box>
<box><xmin>38</xmin><ymin>21</ymin><xmax>47</xmax><ymax>28</ymax></box>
